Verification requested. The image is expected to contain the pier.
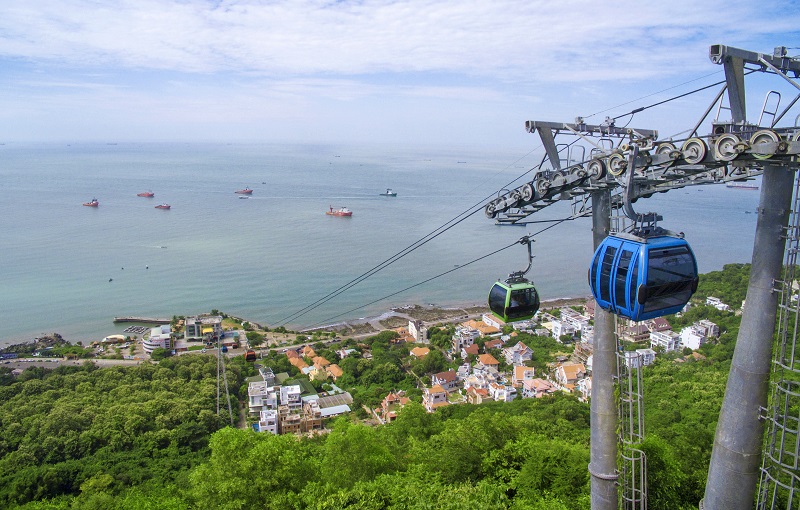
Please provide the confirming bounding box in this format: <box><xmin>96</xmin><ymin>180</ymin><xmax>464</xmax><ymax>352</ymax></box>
<box><xmin>113</xmin><ymin>317</ymin><xmax>171</xmax><ymax>324</ymax></box>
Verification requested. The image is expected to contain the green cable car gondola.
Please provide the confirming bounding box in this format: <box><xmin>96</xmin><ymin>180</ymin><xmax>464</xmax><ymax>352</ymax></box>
<box><xmin>488</xmin><ymin>236</ymin><xmax>540</xmax><ymax>323</ymax></box>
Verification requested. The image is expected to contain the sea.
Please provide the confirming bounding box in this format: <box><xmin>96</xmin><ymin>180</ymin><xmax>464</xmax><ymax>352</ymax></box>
<box><xmin>0</xmin><ymin>142</ymin><xmax>762</xmax><ymax>347</ymax></box>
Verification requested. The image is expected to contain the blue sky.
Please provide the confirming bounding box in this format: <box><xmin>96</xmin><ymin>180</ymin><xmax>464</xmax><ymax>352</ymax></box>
<box><xmin>1</xmin><ymin>0</ymin><xmax>798</xmax><ymax>147</ymax></box>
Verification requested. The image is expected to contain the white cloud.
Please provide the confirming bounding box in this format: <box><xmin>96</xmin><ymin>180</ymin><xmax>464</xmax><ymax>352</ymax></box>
<box><xmin>0</xmin><ymin>0</ymin><xmax>797</xmax><ymax>143</ymax></box>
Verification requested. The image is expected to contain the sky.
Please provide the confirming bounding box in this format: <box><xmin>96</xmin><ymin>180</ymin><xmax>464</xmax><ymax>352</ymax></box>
<box><xmin>0</xmin><ymin>0</ymin><xmax>798</xmax><ymax>147</ymax></box>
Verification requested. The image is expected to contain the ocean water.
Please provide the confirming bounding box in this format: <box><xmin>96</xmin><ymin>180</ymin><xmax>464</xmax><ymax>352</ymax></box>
<box><xmin>0</xmin><ymin>142</ymin><xmax>761</xmax><ymax>346</ymax></box>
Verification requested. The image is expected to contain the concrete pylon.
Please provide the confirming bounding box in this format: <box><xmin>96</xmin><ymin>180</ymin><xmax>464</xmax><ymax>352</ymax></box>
<box><xmin>589</xmin><ymin>189</ymin><xmax>619</xmax><ymax>510</ymax></box>
<box><xmin>702</xmin><ymin>164</ymin><xmax>795</xmax><ymax>509</ymax></box>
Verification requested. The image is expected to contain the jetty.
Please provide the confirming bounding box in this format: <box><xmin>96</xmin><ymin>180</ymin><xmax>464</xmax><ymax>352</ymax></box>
<box><xmin>113</xmin><ymin>317</ymin><xmax>171</xmax><ymax>324</ymax></box>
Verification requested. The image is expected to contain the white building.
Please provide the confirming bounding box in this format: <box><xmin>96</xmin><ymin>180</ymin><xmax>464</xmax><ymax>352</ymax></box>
<box><xmin>624</xmin><ymin>349</ymin><xmax>657</xmax><ymax>368</ymax></box>
<box><xmin>257</xmin><ymin>409</ymin><xmax>279</xmax><ymax>434</ymax></box>
<box><xmin>560</xmin><ymin>308</ymin><xmax>590</xmax><ymax>331</ymax></box>
<box><xmin>551</xmin><ymin>319</ymin><xmax>577</xmax><ymax>340</ymax></box>
<box><xmin>452</xmin><ymin>327</ymin><xmax>479</xmax><ymax>353</ymax></box>
<box><xmin>280</xmin><ymin>385</ymin><xmax>302</xmax><ymax>411</ymax></box>
<box><xmin>248</xmin><ymin>382</ymin><xmax>279</xmax><ymax>414</ymax></box>
<box><xmin>582</xmin><ymin>325</ymin><xmax>595</xmax><ymax>345</ymax></box>
<box><xmin>408</xmin><ymin>320</ymin><xmax>428</xmax><ymax>343</ymax></box>
<box><xmin>680</xmin><ymin>326</ymin><xmax>706</xmax><ymax>351</ymax></box>
<box><xmin>650</xmin><ymin>330</ymin><xmax>681</xmax><ymax>352</ymax></box>
<box><xmin>481</xmin><ymin>313</ymin><xmax>505</xmax><ymax>330</ymax></box>
<box><xmin>184</xmin><ymin>315</ymin><xmax>223</xmax><ymax>341</ymax></box>
<box><xmin>706</xmin><ymin>297</ymin><xmax>732</xmax><ymax>312</ymax></box>
<box><xmin>143</xmin><ymin>325</ymin><xmax>172</xmax><ymax>354</ymax></box>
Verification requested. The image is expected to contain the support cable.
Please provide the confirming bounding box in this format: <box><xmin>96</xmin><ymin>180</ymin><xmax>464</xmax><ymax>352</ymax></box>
<box><xmin>272</xmin><ymin>161</ymin><xmax>544</xmax><ymax>327</ymax></box>
<box><xmin>302</xmin><ymin>217</ymin><xmax>573</xmax><ymax>330</ymax></box>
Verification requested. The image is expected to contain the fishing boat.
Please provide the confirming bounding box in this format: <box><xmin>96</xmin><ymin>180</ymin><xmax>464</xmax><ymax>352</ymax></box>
<box><xmin>379</xmin><ymin>188</ymin><xmax>397</xmax><ymax>196</ymax></box>
<box><xmin>83</xmin><ymin>198</ymin><xmax>99</xmax><ymax>207</ymax></box>
<box><xmin>326</xmin><ymin>206</ymin><xmax>352</xmax><ymax>217</ymax></box>
<box><xmin>726</xmin><ymin>182</ymin><xmax>759</xmax><ymax>190</ymax></box>
<box><xmin>137</xmin><ymin>191</ymin><xmax>154</xmax><ymax>197</ymax></box>
<box><xmin>235</xmin><ymin>187</ymin><xmax>253</xmax><ymax>194</ymax></box>
<box><xmin>155</xmin><ymin>203</ymin><xmax>171</xmax><ymax>209</ymax></box>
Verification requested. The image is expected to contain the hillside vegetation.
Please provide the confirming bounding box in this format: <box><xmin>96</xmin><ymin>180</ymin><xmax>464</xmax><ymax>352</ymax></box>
<box><xmin>0</xmin><ymin>264</ymin><xmax>755</xmax><ymax>509</ymax></box>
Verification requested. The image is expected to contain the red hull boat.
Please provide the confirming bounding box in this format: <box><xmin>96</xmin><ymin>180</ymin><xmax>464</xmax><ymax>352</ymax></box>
<box><xmin>326</xmin><ymin>206</ymin><xmax>352</xmax><ymax>217</ymax></box>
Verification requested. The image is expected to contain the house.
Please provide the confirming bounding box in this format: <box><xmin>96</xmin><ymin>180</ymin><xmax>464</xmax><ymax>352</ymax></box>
<box><xmin>392</xmin><ymin>327</ymin><xmax>415</xmax><ymax>343</ymax></box>
<box><xmin>581</xmin><ymin>325</ymin><xmax>595</xmax><ymax>345</ymax></box>
<box><xmin>696</xmin><ymin>319</ymin><xmax>720</xmax><ymax>338</ymax></box>
<box><xmin>257</xmin><ymin>409</ymin><xmax>279</xmax><ymax>434</ymax></box>
<box><xmin>410</xmin><ymin>346</ymin><xmax>430</xmax><ymax>358</ymax></box>
<box><xmin>484</xmin><ymin>338</ymin><xmax>504</xmax><ymax>350</ymax></box>
<box><xmin>512</xmin><ymin>365</ymin><xmax>536</xmax><ymax>388</ymax></box>
<box><xmin>465</xmin><ymin>386</ymin><xmax>491</xmax><ymax>405</ymax></box>
<box><xmin>503</xmin><ymin>341</ymin><xmax>533</xmax><ymax>365</ymax></box>
<box><xmin>380</xmin><ymin>391</ymin><xmax>410</xmax><ymax>422</ymax></box>
<box><xmin>312</xmin><ymin>356</ymin><xmax>331</xmax><ymax>368</ymax></box>
<box><xmin>325</xmin><ymin>364</ymin><xmax>344</xmax><ymax>380</ymax></box>
<box><xmin>280</xmin><ymin>385</ymin><xmax>302</xmax><ymax>411</ymax></box>
<box><xmin>680</xmin><ymin>325</ymin><xmax>706</xmax><ymax>350</ymax></box>
<box><xmin>706</xmin><ymin>296</ymin><xmax>732</xmax><ymax>311</ymax></box>
<box><xmin>460</xmin><ymin>319</ymin><xmax>501</xmax><ymax>337</ymax></box>
<box><xmin>431</xmin><ymin>370</ymin><xmax>458</xmax><ymax>391</ymax></box>
<box><xmin>489</xmin><ymin>382</ymin><xmax>517</xmax><ymax>402</ymax></box>
<box><xmin>423</xmin><ymin>385</ymin><xmax>450</xmax><ymax>412</ymax></box>
<box><xmin>620</xmin><ymin>323</ymin><xmax>651</xmax><ymax>343</ymax></box>
<box><xmin>302</xmin><ymin>346</ymin><xmax>317</xmax><ymax>359</ymax></box>
<box><xmin>584</xmin><ymin>300</ymin><xmax>596</xmax><ymax>318</ymax></box>
<box><xmin>336</xmin><ymin>348</ymin><xmax>357</xmax><ymax>359</ymax></box>
<box><xmin>248</xmin><ymin>381</ymin><xmax>279</xmax><ymax>414</ymax></box>
<box><xmin>555</xmin><ymin>363</ymin><xmax>587</xmax><ymax>386</ymax></box>
<box><xmin>288</xmin><ymin>356</ymin><xmax>309</xmax><ymax>370</ymax></box>
<box><xmin>521</xmin><ymin>378</ymin><xmax>556</xmax><ymax>399</ymax></box>
<box><xmin>452</xmin><ymin>327</ymin><xmax>478</xmax><ymax>353</ymax></box>
<box><xmin>624</xmin><ymin>349</ymin><xmax>657</xmax><ymax>368</ymax></box>
<box><xmin>645</xmin><ymin>317</ymin><xmax>673</xmax><ymax>333</ymax></box>
<box><xmin>461</xmin><ymin>343</ymin><xmax>480</xmax><ymax>359</ymax></box>
<box><xmin>551</xmin><ymin>319</ymin><xmax>577</xmax><ymax>340</ymax></box>
<box><xmin>408</xmin><ymin>320</ymin><xmax>428</xmax><ymax>343</ymax></box>
<box><xmin>576</xmin><ymin>377</ymin><xmax>592</xmax><ymax>402</ymax></box>
<box><xmin>560</xmin><ymin>307</ymin><xmax>590</xmax><ymax>332</ymax></box>
<box><xmin>481</xmin><ymin>313</ymin><xmax>505</xmax><ymax>330</ymax></box>
<box><xmin>301</xmin><ymin>401</ymin><xmax>323</xmax><ymax>432</ymax></box>
<box><xmin>477</xmin><ymin>353</ymin><xmax>500</xmax><ymax>370</ymax></box>
<box><xmin>650</xmin><ymin>330</ymin><xmax>681</xmax><ymax>352</ymax></box>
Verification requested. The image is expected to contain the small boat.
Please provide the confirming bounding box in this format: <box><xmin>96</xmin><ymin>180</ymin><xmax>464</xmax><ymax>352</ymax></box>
<box><xmin>239</xmin><ymin>196</ymin><xmax>249</xmax><ymax>199</ymax></box>
<box><xmin>379</xmin><ymin>188</ymin><xmax>397</xmax><ymax>197</ymax></box>
<box><xmin>155</xmin><ymin>203</ymin><xmax>171</xmax><ymax>209</ymax></box>
<box><xmin>83</xmin><ymin>198</ymin><xmax>99</xmax><ymax>207</ymax></box>
<box><xmin>326</xmin><ymin>206</ymin><xmax>352</xmax><ymax>217</ymax></box>
<box><xmin>137</xmin><ymin>191</ymin><xmax>154</xmax><ymax>197</ymax></box>
<box><xmin>235</xmin><ymin>187</ymin><xmax>253</xmax><ymax>194</ymax></box>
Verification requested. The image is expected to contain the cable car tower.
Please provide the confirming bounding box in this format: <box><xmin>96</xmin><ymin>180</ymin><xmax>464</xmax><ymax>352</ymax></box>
<box><xmin>485</xmin><ymin>45</ymin><xmax>800</xmax><ymax>510</ymax></box>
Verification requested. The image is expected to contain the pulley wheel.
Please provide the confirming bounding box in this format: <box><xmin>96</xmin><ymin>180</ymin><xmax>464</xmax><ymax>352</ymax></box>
<box><xmin>550</xmin><ymin>170</ymin><xmax>568</xmax><ymax>190</ymax></box>
<box><xmin>519</xmin><ymin>183</ymin><xmax>534</xmax><ymax>202</ymax></box>
<box><xmin>714</xmin><ymin>134</ymin><xmax>742</xmax><ymax>162</ymax></box>
<box><xmin>681</xmin><ymin>138</ymin><xmax>707</xmax><ymax>164</ymax></box>
<box><xmin>750</xmin><ymin>129</ymin><xmax>780</xmax><ymax>160</ymax></box>
<box><xmin>607</xmin><ymin>153</ymin><xmax>627</xmax><ymax>176</ymax></box>
<box><xmin>655</xmin><ymin>142</ymin><xmax>677</xmax><ymax>156</ymax></box>
<box><xmin>586</xmin><ymin>159</ymin><xmax>606</xmax><ymax>180</ymax></box>
<box><xmin>535</xmin><ymin>177</ymin><xmax>551</xmax><ymax>196</ymax></box>
<box><xmin>485</xmin><ymin>200</ymin><xmax>498</xmax><ymax>218</ymax></box>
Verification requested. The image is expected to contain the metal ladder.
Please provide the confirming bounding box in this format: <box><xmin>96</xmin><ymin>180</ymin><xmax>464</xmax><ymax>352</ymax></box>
<box><xmin>756</xmin><ymin>171</ymin><xmax>800</xmax><ymax>509</ymax></box>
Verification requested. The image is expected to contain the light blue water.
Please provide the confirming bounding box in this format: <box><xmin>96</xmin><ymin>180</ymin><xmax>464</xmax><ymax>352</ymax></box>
<box><xmin>0</xmin><ymin>142</ymin><xmax>761</xmax><ymax>346</ymax></box>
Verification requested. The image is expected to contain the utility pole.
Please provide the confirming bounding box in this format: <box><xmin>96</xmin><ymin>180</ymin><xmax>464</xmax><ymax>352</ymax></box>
<box><xmin>702</xmin><ymin>163</ymin><xmax>795</xmax><ymax>509</ymax></box>
<box><xmin>589</xmin><ymin>189</ymin><xmax>619</xmax><ymax>510</ymax></box>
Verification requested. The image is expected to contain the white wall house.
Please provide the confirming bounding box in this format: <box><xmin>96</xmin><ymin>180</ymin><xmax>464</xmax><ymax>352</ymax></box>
<box><xmin>143</xmin><ymin>325</ymin><xmax>172</xmax><ymax>354</ymax></box>
<box><xmin>650</xmin><ymin>330</ymin><xmax>681</xmax><ymax>352</ymax></box>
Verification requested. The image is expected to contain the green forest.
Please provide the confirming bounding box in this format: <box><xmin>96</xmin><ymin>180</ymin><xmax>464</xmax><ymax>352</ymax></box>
<box><xmin>0</xmin><ymin>264</ymin><xmax>753</xmax><ymax>509</ymax></box>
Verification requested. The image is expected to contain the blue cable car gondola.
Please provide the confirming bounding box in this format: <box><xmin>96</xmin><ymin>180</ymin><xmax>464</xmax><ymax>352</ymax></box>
<box><xmin>488</xmin><ymin>236</ymin><xmax>541</xmax><ymax>323</ymax></box>
<box><xmin>589</xmin><ymin>233</ymin><xmax>698</xmax><ymax>321</ymax></box>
